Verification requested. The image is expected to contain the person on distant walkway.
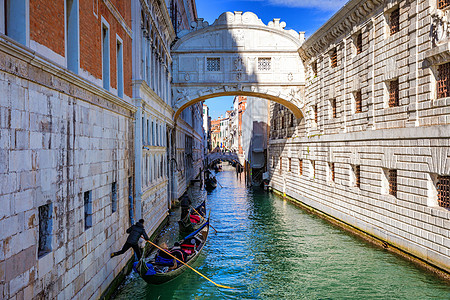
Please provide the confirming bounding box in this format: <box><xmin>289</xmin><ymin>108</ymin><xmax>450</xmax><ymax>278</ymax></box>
<box><xmin>111</xmin><ymin>219</ymin><xmax>149</xmax><ymax>260</ymax></box>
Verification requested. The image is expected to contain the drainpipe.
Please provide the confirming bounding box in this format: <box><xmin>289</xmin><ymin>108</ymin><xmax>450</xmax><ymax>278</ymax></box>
<box><xmin>134</xmin><ymin>102</ymin><xmax>143</xmax><ymax>219</ymax></box>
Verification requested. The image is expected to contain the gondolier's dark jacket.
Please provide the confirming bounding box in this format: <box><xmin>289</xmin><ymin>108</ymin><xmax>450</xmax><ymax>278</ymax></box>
<box><xmin>126</xmin><ymin>222</ymin><xmax>149</xmax><ymax>245</ymax></box>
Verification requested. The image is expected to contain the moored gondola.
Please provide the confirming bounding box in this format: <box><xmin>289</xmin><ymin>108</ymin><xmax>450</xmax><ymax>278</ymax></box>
<box><xmin>137</xmin><ymin>219</ymin><xmax>210</xmax><ymax>284</ymax></box>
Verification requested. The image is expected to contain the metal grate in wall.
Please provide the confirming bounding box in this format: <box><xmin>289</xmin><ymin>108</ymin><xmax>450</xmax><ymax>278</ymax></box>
<box><xmin>331</xmin><ymin>49</ymin><xmax>337</xmax><ymax>68</ymax></box>
<box><xmin>206</xmin><ymin>58</ymin><xmax>220</xmax><ymax>71</ymax></box>
<box><xmin>258</xmin><ymin>58</ymin><xmax>271</xmax><ymax>71</ymax></box>
<box><xmin>299</xmin><ymin>159</ymin><xmax>303</xmax><ymax>175</ymax></box>
<box><xmin>355</xmin><ymin>165</ymin><xmax>361</xmax><ymax>188</ymax></box>
<box><xmin>437</xmin><ymin>176</ymin><xmax>450</xmax><ymax>209</ymax></box>
<box><xmin>331</xmin><ymin>163</ymin><xmax>335</xmax><ymax>182</ymax></box>
<box><xmin>314</xmin><ymin>105</ymin><xmax>318</xmax><ymax>123</ymax></box>
<box><xmin>356</xmin><ymin>32</ymin><xmax>362</xmax><ymax>54</ymax></box>
<box><xmin>390</xmin><ymin>8</ymin><xmax>400</xmax><ymax>34</ymax></box>
<box><xmin>438</xmin><ymin>0</ymin><xmax>450</xmax><ymax>9</ymax></box>
<box><xmin>437</xmin><ymin>62</ymin><xmax>450</xmax><ymax>98</ymax></box>
<box><xmin>355</xmin><ymin>91</ymin><xmax>362</xmax><ymax>113</ymax></box>
<box><xmin>389</xmin><ymin>169</ymin><xmax>397</xmax><ymax>197</ymax></box>
<box><xmin>389</xmin><ymin>80</ymin><xmax>399</xmax><ymax>107</ymax></box>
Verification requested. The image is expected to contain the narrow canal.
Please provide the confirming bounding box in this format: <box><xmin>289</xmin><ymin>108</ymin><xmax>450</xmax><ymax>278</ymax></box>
<box><xmin>114</xmin><ymin>166</ymin><xmax>450</xmax><ymax>299</ymax></box>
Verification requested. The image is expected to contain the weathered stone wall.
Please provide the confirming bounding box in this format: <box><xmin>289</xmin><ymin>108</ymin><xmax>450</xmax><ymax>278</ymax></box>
<box><xmin>269</xmin><ymin>0</ymin><xmax>450</xmax><ymax>273</ymax></box>
<box><xmin>0</xmin><ymin>41</ymin><xmax>135</xmax><ymax>299</ymax></box>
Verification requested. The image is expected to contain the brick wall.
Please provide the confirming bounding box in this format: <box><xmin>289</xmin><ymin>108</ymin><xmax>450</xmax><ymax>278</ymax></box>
<box><xmin>30</xmin><ymin>1</ymin><xmax>65</xmax><ymax>57</ymax></box>
<box><xmin>78</xmin><ymin>0</ymin><xmax>132</xmax><ymax>97</ymax></box>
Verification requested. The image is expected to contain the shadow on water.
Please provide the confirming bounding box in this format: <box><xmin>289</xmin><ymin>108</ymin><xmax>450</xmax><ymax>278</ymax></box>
<box><xmin>114</xmin><ymin>168</ymin><xmax>450</xmax><ymax>300</ymax></box>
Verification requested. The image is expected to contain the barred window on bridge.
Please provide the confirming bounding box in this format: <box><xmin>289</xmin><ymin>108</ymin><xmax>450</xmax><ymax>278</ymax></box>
<box><xmin>207</xmin><ymin>58</ymin><xmax>220</xmax><ymax>71</ymax></box>
<box><xmin>437</xmin><ymin>176</ymin><xmax>450</xmax><ymax>209</ymax></box>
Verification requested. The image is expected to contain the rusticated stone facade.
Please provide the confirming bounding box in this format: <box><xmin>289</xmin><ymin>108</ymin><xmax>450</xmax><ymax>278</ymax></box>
<box><xmin>269</xmin><ymin>0</ymin><xmax>450</xmax><ymax>274</ymax></box>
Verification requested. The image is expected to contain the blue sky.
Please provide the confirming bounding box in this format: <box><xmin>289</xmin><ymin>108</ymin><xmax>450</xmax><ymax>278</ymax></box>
<box><xmin>197</xmin><ymin>0</ymin><xmax>347</xmax><ymax>119</ymax></box>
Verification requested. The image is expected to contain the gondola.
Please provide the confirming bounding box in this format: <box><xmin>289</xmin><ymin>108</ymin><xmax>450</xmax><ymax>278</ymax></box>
<box><xmin>178</xmin><ymin>200</ymin><xmax>206</xmax><ymax>233</ymax></box>
<box><xmin>205</xmin><ymin>176</ymin><xmax>217</xmax><ymax>190</ymax></box>
<box><xmin>137</xmin><ymin>219</ymin><xmax>210</xmax><ymax>284</ymax></box>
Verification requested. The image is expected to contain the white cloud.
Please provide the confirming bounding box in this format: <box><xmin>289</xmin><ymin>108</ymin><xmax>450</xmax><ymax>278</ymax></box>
<box><xmin>266</xmin><ymin>0</ymin><xmax>347</xmax><ymax>11</ymax></box>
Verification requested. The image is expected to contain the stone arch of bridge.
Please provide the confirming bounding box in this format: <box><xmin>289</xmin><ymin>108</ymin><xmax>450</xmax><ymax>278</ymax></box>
<box><xmin>206</xmin><ymin>152</ymin><xmax>242</xmax><ymax>168</ymax></box>
<box><xmin>171</xmin><ymin>11</ymin><xmax>306</xmax><ymax>120</ymax></box>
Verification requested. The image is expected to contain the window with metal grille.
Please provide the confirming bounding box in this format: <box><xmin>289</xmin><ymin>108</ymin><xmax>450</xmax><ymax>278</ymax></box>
<box><xmin>438</xmin><ymin>0</ymin><xmax>450</xmax><ymax>10</ymax></box>
<box><xmin>331</xmin><ymin>99</ymin><xmax>337</xmax><ymax>118</ymax></box>
<box><xmin>84</xmin><ymin>190</ymin><xmax>93</xmax><ymax>229</ymax></box>
<box><xmin>331</xmin><ymin>48</ymin><xmax>338</xmax><ymax>68</ymax></box>
<box><xmin>299</xmin><ymin>159</ymin><xmax>303</xmax><ymax>175</ymax></box>
<box><xmin>437</xmin><ymin>62</ymin><xmax>450</xmax><ymax>98</ymax></box>
<box><xmin>290</xmin><ymin>114</ymin><xmax>294</xmax><ymax>127</ymax></box>
<box><xmin>390</xmin><ymin>8</ymin><xmax>400</xmax><ymax>35</ymax></box>
<box><xmin>312</xmin><ymin>61</ymin><xmax>318</xmax><ymax>77</ymax></box>
<box><xmin>258</xmin><ymin>58</ymin><xmax>271</xmax><ymax>71</ymax></box>
<box><xmin>355</xmin><ymin>165</ymin><xmax>361</xmax><ymax>188</ymax></box>
<box><xmin>356</xmin><ymin>32</ymin><xmax>362</xmax><ymax>54</ymax></box>
<box><xmin>330</xmin><ymin>163</ymin><xmax>335</xmax><ymax>182</ymax></box>
<box><xmin>281</xmin><ymin>116</ymin><xmax>285</xmax><ymax>129</ymax></box>
<box><xmin>38</xmin><ymin>203</ymin><xmax>53</xmax><ymax>257</ymax></box>
<box><xmin>206</xmin><ymin>58</ymin><xmax>220</xmax><ymax>71</ymax></box>
<box><xmin>389</xmin><ymin>169</ymin><xmax>397</xmax><ymax>197</ymax></box>
<box><xmin>111</xmin><ymin>182</ymin><xmax>117</xmax><ymax>213</ymax></box>
<box><xmin>289</xmin><ymin>158</ymin><xmax>292</xmax><ymax>172</ymax></box>
<box><xmin>389</xmin><ymin>79</ymin><xmax>399</xmax><ymax>107</ymax></box>
<box><xmin>437</xmin><ymin>176</ymin><xmax>450</xmax><ymax>209</ymax></box>
<box><xmin>314</xmin><ymin>105</ymin><xmax>318</xmax><ymax>123</ymax></box>
<box><xmin>355</xmin><ymin>91</ymin><xmax>362</xmax><ymax>113</ymax></box>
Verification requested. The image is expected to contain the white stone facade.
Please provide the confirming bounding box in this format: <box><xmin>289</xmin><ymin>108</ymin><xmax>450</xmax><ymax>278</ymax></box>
<box><xmin>131</xmin><ymin>0</ymin><xmax>175</xmax><ymax>235</ymax></box>
<box><xmin>269</xmin><ymin>0</ymin><xmax>450</xmax><ymax>274</ymax></box>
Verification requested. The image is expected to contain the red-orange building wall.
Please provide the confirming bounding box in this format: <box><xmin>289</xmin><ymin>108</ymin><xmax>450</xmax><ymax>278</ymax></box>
<box><xmin>29</xmin><ymin>0</ymin><xmax>132</xmax><ymax>98</ymax></box>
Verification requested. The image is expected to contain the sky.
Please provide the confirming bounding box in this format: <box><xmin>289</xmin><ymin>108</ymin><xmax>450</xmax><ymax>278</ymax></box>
<box><xmin>196</xmin><ymin>0</ymin><xmax>347</xmax><ymax>120</ymax></box>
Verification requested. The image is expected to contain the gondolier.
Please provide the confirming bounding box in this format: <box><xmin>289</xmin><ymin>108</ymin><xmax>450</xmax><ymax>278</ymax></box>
<box><xmin>111</xmin><ymin>219</ymin><xmax>149</xmax><ymax>260</ymax></box>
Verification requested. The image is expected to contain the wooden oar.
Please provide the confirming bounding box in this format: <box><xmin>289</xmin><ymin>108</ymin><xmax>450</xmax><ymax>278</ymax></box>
<box><xmin>144</xmin><ymin>239</ymin><xmax>234</xmax><ymax>289</ymax></box>
<box><xmin>191</xmin><ymin>206</ymin><xmax>218</xmax><ymax>233</ymax></box>
<box><xmin>214</xmin><ymin>176</ymin><xmax>223</xmax><ymax>188</ymax></box>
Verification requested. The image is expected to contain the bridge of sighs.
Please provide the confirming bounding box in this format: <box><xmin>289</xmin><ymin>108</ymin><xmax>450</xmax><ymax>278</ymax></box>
<box><xmin>171</xmin><ymin>11</ymin><xmax>306</xmax><ymax>120</ymax></box>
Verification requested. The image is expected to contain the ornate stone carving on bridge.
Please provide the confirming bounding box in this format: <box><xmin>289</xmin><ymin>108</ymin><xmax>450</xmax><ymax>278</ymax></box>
<box><xmin>171</xmin><ymin>11</ymin><xmax>306</xmax><ymax>119</ymax></box>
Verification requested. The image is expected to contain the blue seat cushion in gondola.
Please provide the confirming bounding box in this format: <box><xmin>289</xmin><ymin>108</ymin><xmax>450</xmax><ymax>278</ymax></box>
<box><xmin>132</xmin><ymin>261</ymin><xmax>157</xmax><ymax>276</ymax></box>
<box><xmin>145</xmin><ymin>263</ymin><xmax>156</xmax><ymax>276</ymax></box>
<box><xmin>155</xmin><ymin>256</ymin><xmax>174</xmax><ymax>266</ymax></box>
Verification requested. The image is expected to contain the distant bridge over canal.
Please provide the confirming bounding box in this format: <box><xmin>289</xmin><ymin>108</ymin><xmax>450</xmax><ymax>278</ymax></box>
<box><xmin>206</xmin><ymin>151</ymin><xmax>242</xmax><ymax>168</ymax></box>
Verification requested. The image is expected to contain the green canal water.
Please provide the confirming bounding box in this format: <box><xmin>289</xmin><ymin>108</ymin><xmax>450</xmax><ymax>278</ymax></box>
<box><xmin>113</xmin><ymin>168</ymin><xmax>450</xmax><ymax>299</ymax></box>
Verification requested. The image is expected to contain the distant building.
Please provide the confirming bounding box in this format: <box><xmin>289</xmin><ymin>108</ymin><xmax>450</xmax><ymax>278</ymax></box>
<box><xmin>242</xmin><ymin>97</ymin><xmax>268</xmax><ymax>184</ymax></box>
<box><xmin>211</xmin><ymin>117</ymin><xmax>221</xmax><ymax>149</ymax></box>
<box><xmin>203</xmin><ymin>103</ymin><xmax>211</xmax><ymax>154</ymax></box>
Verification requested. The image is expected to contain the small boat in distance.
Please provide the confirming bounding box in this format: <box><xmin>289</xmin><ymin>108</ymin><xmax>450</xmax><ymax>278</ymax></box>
<box><xmin>204</xmin><ymin>169</ymin><xmax>218</xmax><ymax>190</ymax></box>
<box><xmin>205</xmin><ymin>176</ymin><xmax>217</xmax><ymax>190</ymax></box>
<box><xmin>137</xmin><ymin>219</ymin><xmax>210</xmax><ymax>285</ymax></box>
